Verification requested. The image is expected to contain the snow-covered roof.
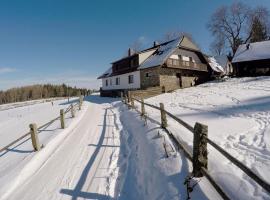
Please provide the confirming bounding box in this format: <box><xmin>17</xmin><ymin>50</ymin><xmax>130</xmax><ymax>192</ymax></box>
<box><xmin>138</xmin><ymin>37</ymin><xmax>181</xmax><ymax>69</ymax></box>
<box><xmin>208</xmin><ymin>57</ymin><xmax>225</xmax><ymax>73</ymax></box>
<box><xmin>98</xmin><ymin>36</ymin><xmax>203</xmax><ymax>79</ymax></box>
<box><xmin>97</xmin><ymin>67</ymin><xmax>112</xmax><ymax>79</ymax></box>
<box><xmin>208</xmin><ymin>55</ymin><xmax>229</xmax><ymax>73</ymax></box>
<box><xmin>232</xmin><ymin>40</ymin><xmax>270</xmax><ymax>63</ymax></box>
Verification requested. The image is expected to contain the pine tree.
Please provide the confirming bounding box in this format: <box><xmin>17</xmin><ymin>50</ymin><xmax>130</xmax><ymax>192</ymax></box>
<box><xmin>250</xmin><ymin>16</ymin><xmax>268</xmax><ymax>43</ymax></box>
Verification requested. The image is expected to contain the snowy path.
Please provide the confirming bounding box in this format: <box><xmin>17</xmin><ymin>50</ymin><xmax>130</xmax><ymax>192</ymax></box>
<box><xmin>3</xmin><ymin>97</ymin><xmax>121</xmax><ymax>200</ymax></box>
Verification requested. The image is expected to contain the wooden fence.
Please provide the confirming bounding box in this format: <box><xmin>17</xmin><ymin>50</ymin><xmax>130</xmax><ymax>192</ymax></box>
<box><xmin>0</xmin><ymin>96</ymin><xmax>84</xmax><ymax>154</ymax></box>
<box><xmin>123</xmin><ymin>93</ymin><xmax>270</xmax><ymax>200</ymax></box>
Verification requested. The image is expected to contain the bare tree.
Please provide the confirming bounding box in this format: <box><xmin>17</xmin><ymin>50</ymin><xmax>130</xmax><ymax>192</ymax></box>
<box><xmin>129</xmin><ymin>37</ymin><xmax>145</xmax><ymax>53</ymax></box>
<box><xmin>210</xmin><ymin>35</ymin><xmax>226</xmax><ymax>55</ymax></box>
<box><xmin>208</xmin><ymin>2</ymin><xmax>270</xmax><ymax>56</ymax></box>
<box><xmin>208</xmin><ymin>2</ymin><xmax>251</xmax><ymax>55</ymax></box>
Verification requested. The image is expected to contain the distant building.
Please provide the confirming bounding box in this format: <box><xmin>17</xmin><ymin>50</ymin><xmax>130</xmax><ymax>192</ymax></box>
<box><xmin>98</xmin><ymin>36</ymin><xmax>212</xmax><ymax>97</ymax></box>
<box><xmin>232</xmin><ymin>40</ymin><xmax>270</xmax><ymax>76</ymax></box>
<box><xmin>208</xmin><ymin>55</ymin><xmax>233</xmax><ymax>77</ymax></box>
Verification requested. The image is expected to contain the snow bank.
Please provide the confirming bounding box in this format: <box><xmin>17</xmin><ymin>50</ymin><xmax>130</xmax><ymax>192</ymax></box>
<box><xmin>143</xmin><ymin>77</ymin><xmax>270</xmax><ymax>199</ymax></box>
<box><xmin>0</xmin><ymin>100</ymin><xmax>87</xmax><ymax>200</ymax></box>
<box><xmin>112</xmin><ymin>101</ymin><xmax>221</xmax><ymax>200</ymax></box>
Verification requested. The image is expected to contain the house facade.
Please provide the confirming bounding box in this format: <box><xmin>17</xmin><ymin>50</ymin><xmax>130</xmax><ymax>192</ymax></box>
<box><xmin>98</xmin><ymin>36</ymin><xmax>212</xmax><ymax>97</ymax></box>
<box><xmin>232</xmin><ymin>40</ymin><xmax>270</xmax><ymax>76</ymax></box>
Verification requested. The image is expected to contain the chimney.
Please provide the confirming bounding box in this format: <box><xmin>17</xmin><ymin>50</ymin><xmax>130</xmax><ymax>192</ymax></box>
<box><xmin>246</xmin><ymin>44</ymin><xmax>250</xmax><ymax>50</ymax></box>
<box><xmin>128</xmin><ymin>48</ymin><xmax>133</xmax><ymax>56</ymax></box>
<box><xmin>153</xmin><ymin>41</ymin><xmax>159</xmax><ymax>47</ymax></box>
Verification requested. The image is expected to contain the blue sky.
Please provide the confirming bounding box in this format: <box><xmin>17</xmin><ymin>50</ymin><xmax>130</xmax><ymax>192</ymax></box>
<box><xmin>0</xmin><ymin>0</ymin><xmax>269</xmax><ymax>90</ymax></box>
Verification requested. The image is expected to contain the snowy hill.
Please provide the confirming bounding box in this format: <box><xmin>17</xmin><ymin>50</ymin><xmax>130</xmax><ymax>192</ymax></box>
<box><xmin>142</xmin><ymin>76</ymin><xmax>270</xmax><ymax>199</ymax></box>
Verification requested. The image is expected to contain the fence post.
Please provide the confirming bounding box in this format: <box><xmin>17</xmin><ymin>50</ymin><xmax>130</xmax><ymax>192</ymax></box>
<box><xmin>79</xmin><ymin>96</ymin><xmax>83</xmax><ymax>110</ymax></box>
<box><xmin>29</xmin><ymin>123</ymin><xmax>41</xmax><ymax>151</ymax></box>
<box><xmin>141</xmin><ymin>98</ymin><xmax>145</xmax><ymax>117</ymax></box>
<box><xmin>60</xmin><ymin>109</ymin><xmax>65</xmax><ymax>129</ymax></box>
<box><xmin>162</xmin><ymin>86</ymin><xmax>166</xmax><ymax>93</ymax></box>
<box><xmin>160</xmin><ymin>103</ymin><xmax>167</xmax><ymax>128</ymax></box>
<box><xmin>124</xmin><ymin>94</ymin><xmax>127</xmax><ymax>104</ymax></box>
<box><xmin>71</xmin><ymin>104</ymin><xmax>75</xmax><ymax>118</ymax></box>
<box><xmin>193</xmin><ymin>122</ymin><xmax>208</xmax><ymax>177</ymax></box>
<box><xmin>128</xmin><ymin>91</ymin><xmax>131</xmax><ymax>103</ymax></box>
<box><xmin>131</xmin><ymin>95</ymin><xmax>134</xmax><ymax>109</ymax></box>
<box><xmin>121</xmin><ymin>92</ymin><xmax>123</xmax><ymax>102</ymax></box>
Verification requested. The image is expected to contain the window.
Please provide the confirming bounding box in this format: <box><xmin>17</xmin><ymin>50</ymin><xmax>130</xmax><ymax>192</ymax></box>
<box><xmin>189</xmin><ymin>57</ymin><xmax>194</xmax><ymax>62</ymax></box>
<box><xmin>105</xmin><ymin>79</ymin><xmax>108</xmax><ymax>86</ymax></box>
<box><xmin>172</xmin><ymin>59</ymin><xmax>178</xmax><ymax>66</ymax></box>
<box><xmin>110</xmin><ymin>79</ymin><xmax>112</xmax><ymax>85</ymax></box>
<box><xmin>115</xmin><ymin>77</ymin><xmax>120</xmax><ymax>85</ymax></box>
<box><xmin>145</xmin><ymin>72</ymin><xmax>152</xmax><ymax>78</ymax></box>
<box><xmin>128</xmin><ymin>75</ymin><xmax>134</xmax><ymax>84</ymax></box>
<box><xmin>167</xmin><ymin>59</ymin><xmax>173</xmax><ymax>65</ymax></box>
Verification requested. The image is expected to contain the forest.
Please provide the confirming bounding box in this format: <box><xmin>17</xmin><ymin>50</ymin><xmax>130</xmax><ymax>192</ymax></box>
<box><xmin>0</xmin><ymin>84</ymin><xmax>91</xmax><ymax>105</ymax></box>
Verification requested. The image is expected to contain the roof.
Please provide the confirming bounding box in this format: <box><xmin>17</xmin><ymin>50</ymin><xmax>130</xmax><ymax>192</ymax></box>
<box><xmin>232</xmin><ymin>40</ymin><xmax>270</xmax><ymax>63</ymax></box>
<box><xmin>97</xmin><ymin>67</ymin><xmax>112</xmax><ymax>79</ymax></box>
<box><xmin>208</xmin><ymin>56</ymin><xmax>226</xmax><ymax>73</ymax></box>
<box><xmin>98</xmin><ymin>36</ymin><xmax>203</xmax><ymax>79</ymax></box>
<box><xmin>139</xmin><ymin>37</ymin><xmax>181</xmax><ymax>69</ymax></box>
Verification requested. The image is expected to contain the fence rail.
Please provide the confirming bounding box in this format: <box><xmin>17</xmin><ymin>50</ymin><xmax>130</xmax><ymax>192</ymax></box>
<box><xmin>125</xmin><ymin>94</ymin><xmax>270</xmax><ymax>199</ymax></box>
<box><xmin>0</xmin><ymin>97</ymin><xmax>83</xmax><ymax>154</ymax></box>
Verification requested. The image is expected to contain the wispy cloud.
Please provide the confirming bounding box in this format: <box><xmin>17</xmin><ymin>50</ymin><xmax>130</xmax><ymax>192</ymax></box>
<box><xmin>0</xmin><ymin>67</ymin><xmax>17</xmax><ymax>74</ymax></box>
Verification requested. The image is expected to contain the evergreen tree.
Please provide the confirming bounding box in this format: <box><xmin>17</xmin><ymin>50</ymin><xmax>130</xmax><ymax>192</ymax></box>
<box><xmin>250</xmin><ymin>16</ymin><xmax>268</xmax><ymax>43</ymax></box>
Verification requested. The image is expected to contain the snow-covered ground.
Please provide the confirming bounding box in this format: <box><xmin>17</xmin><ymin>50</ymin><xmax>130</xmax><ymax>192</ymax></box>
<box><xmin>0</xmin><ymin>98</ymin><xmax>81</xmax><ymax>199</ymax></box>
<box><xmin>1</xmin><ymin>77</ymin><xmax>270</xmax><ymax>200</ymax></box>
<box><xmin>0</xmin><ymin>94</ymin><xmax>219</xmax><ymax>200</ymax></box>
<box><xmin>141</xmin><ymin>76</ymin><xmax>270</xmax><ymax>200</ymax></box>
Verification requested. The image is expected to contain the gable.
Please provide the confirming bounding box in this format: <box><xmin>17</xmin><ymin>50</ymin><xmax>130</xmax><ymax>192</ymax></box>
<box><xmin>179</xmin><ymin>36</ymin><xmax>200</xmax><ymax>51</ymax></box>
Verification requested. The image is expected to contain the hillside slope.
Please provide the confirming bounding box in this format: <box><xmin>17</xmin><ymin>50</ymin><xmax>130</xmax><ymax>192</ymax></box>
<box><xmin>144</xmin><ymin>77</ymin><xmax>270</xmax><ymax>199</ymax></box>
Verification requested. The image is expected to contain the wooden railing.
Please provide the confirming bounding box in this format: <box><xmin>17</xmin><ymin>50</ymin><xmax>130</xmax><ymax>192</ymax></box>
<box><xmin>166</xmin><ymin>58</ymin><xmax>208</xmax><ymax>71</ymax></box>
<box><xmin>122</xmin><ymin>92</ymin><xmax>270</xmax><ymax>199</ymax></box>
<box><xmin>0</xmin><ymin>96</ymin><xmax>84</xmax><ymax>154</ymax></box>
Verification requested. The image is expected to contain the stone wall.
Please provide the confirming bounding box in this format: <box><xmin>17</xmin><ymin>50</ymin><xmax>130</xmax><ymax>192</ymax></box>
<box><xmin>159</xmin><ymin>67</ymin><xmax>210</xmax><ymax>91</ymax></box>
<box><xmin>140</xmin><ymin>66</ymin><xmax>210</xmax><ymax>92</ymax></box>
<box><xmin>140</xmin><ymin>67</ymin><xmax>161</xmax><ymax>89</ymax></box>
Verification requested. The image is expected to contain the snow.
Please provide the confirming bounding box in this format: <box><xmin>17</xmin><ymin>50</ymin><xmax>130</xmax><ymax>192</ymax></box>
<box><xmin>208</xmin><ymin>56</ymin><xmax>225</xmax><ymax>73</ymax></box>
<box><xmin>97</xmin><ymin>67</ymin><xmax>112</xmax><ymax>79</ymax></box>
<box><xmin>139</xmin><ymin>37</ymin><xmax>181</xmax><ymax>69</ymax></box>
<box><xmin>232</xmin><ymin>40</ymin><xmax>270</xmax><ymax>63</ymax></box>
<box><xmin>141</xmin><ymin>76</ymin><xmax>270</xmax><ymax>199</ymax></box>
<box><xmin>1</xmin><ymin>76</ymin><xmax>270</xmax><ymax>200</ymax></box>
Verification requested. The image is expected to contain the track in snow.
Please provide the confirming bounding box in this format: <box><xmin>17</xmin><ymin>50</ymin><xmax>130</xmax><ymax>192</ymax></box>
<box><xmin>6</xmin><ymin>96</ymin><xmax>122</xmax><ymax>200</ymax></box>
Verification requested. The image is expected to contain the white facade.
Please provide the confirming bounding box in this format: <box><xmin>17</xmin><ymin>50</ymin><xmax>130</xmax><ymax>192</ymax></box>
<box><xmin>102</xmin><ymin>71</ymin><xmax>140</xmax><ymax>90</ymax></box>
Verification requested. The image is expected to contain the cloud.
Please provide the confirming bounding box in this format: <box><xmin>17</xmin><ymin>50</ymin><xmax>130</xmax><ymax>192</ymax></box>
<box><xmin>0</xmin><ymin>67</ymin><xmax>17</xmax><ymax>74</ymax></box>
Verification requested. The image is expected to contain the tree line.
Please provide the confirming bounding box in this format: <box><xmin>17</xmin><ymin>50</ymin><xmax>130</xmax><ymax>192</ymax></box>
<box><xmin>0</xmin><ymin>84</ymin><xmax>92</xmax><ymax>105</ymax></box>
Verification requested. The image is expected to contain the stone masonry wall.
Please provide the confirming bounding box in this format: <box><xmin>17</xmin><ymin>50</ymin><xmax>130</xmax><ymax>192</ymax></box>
<box><xmin>140</xmin><ymin>67</ymin><xmax>161</xmax><ymax>89</ymax></box>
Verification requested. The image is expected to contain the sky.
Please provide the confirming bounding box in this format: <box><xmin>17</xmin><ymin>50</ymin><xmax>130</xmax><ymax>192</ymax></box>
<box><xmin>0</xmin><ymin>0</ymin><xmax>269</xmax><ymax>90</ymax></box>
